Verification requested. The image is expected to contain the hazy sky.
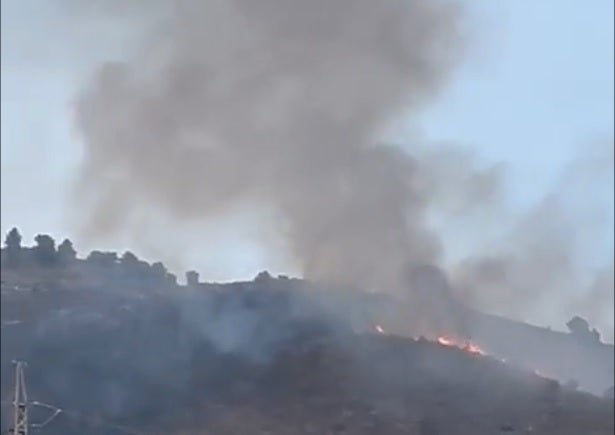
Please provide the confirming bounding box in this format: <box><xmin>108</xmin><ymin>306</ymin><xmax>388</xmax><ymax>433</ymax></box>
<box><xmin>1</xmin><ymin>1</ymin><xmax>613</xmax><ymax>282</ymax></box>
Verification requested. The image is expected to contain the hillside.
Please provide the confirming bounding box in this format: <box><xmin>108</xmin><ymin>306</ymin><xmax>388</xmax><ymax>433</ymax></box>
<box><xmin>1</xmin><ymin>242</ymin><xmax>614</xmax><ymax>434</ymax></box>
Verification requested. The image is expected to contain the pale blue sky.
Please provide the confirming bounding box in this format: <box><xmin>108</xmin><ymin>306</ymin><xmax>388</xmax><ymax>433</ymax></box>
<box><xmin>1</xmin><ymin>1</ymin><xmax>613</xmax><ymax>281</ymax></box>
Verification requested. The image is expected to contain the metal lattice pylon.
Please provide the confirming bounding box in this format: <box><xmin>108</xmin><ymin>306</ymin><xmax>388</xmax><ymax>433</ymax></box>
<box><xmin>10</xmin><ymin>360</ymin><xmax>28</xmax><ymax>435</ymax></box>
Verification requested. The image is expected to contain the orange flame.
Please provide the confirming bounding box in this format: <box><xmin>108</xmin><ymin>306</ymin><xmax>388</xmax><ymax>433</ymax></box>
<box><xmin>370</xmin><ymin>323</ymin><xmax>486</xmax><ymax>356</ymax></box>
<box><xmin>371</xmin><ymin>327</ymin><xmax>550</xmax><ymax>377</ymax></box>
<box><xmin>437</xmin><ymin>335</ymin><xmax>486</xmax><ymax>356</ymax></box>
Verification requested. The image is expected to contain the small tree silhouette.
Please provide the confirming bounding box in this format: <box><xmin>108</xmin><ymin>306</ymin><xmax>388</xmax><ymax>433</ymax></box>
<box><xmin>566</xmin><ymin>315</ymin><xmax>600</xmax><ymax>343</ymax></box>
<box><xmin>87</xmin><ymin>251</ymin><xmax>118</xmax><ymax>268</ymax></box>
<box><xmin>120</xmin><ymin>251</ymin><xmax>140</xmax><ymax>268</ymax></box>
<box><xmin>4</xmin><ymin>227</ymin><xmax>23</xmax><ymax>267</ymax></box>
<box><xmin>34</xmin><ymin>234</ymin><xmax>57</xmax><ymax>266</ymax></box>
<box><xmin>255</xmin><ymin>270</ymin><xmax>272</xmax><ymax>282</ymax></box>
<box><xmin>58</xmin><ymin>239</ymin><xmax>77</xmax><ymax>265</ymax></box>
<box><xmin>166</xmin><ymin>273</ymin><xmax>178</xmax><ymax>286</ymax></box>
<box><xmin>186</xmin><ymin>270</ymin><xmax>199</xmax><ymax>287</ymax></box>
<box><xmin>151</xmin><ymin>261</ymin><xmax>166</xmax><ymax>276</ymax></box>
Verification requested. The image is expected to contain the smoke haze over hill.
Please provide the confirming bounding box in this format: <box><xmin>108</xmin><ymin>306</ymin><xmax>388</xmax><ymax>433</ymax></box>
<box><xmin>64</xmin><ymin>0</ymin><xmax>614</xmax><ymax>339</ymax></box>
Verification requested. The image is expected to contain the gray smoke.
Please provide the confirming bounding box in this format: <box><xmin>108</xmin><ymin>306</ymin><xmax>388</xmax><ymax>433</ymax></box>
<box><xmin>452</xmin><ymin>139</ymin><xmax>615</xmax><ymax>341</ymax></box>
<box><xmin>70</xmin><ymin>0</ymin><xmax>613</xmax><ymax>338</ymax></box>
<box><xmin>73</xmin><ymin>0</ymin><xmax>465</xmax><ymax>294</ymax></box>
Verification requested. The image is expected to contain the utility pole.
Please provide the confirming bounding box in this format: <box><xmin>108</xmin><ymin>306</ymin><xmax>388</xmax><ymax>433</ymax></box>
<box><xmin>9</xmin><ymin>360</ymin><xmax>28</xmax><ymax>435</ymax></box>
<box><xmin>6</xmin><ymin>360</ymin><xmax>62</xmax><ymax>434</ymax></box>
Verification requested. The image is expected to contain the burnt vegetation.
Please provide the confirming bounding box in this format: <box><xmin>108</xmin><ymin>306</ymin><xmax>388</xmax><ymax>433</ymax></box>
<box><xmin>1</xmin><ymin>227</ymin><xmax>613</xmax><ymax>435</ymax></box>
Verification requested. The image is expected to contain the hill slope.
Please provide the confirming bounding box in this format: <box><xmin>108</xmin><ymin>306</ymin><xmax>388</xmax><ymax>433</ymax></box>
<box><xmin>1</xmin><ymin>262</ymin><xmax>613</xmax><ymax>434</ymax></box>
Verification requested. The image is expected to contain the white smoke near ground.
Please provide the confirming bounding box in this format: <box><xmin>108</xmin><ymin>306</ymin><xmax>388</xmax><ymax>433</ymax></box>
<box><xmin>67</xmin><ymin>1</ymin><xmax>613</xmax><ymax>338</ymax></box>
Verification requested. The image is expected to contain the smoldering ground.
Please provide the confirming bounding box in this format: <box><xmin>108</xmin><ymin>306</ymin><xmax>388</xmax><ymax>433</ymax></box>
<box><xmin>0</xmin><ymin>278</ymin><xmax>399</xmax><ymax>432</ymax></box>
<box><xmin>64</xmin><ymin>1</ymin><xmax>613</xmax><ymax>338</ymax></box>
<box><xmin>3</xmin><ymin>278</ymin><xmax>612</xmax><ymax>434</ymax></box>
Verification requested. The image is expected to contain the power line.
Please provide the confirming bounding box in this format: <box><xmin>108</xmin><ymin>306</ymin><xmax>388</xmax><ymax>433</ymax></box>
<box><xmin>1</xmin><ymin>362</ymin><xmax>142</xmax><ymax>435</ymax></box>
<box><xmin>9</xmin><ymin>360</ymin><xmax>29</xmax><ymax>435</ymax></box>
<box><xmin>6</xmin><ymin>360</ymin><xmax>62</xmax><ymax>434</ymax></box>
<box><xmin>29</xmin><ymin>402</ymin><xmax>61</xmax><ymax>430</ymax></box>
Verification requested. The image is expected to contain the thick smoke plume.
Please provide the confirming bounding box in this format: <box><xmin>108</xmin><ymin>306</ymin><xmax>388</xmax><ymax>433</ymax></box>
<box><xmin>71</xmin><ymin>0</ymin><xmax>613</xmax><ymax>338</ymax></box>
<box><xmin>74</xmin><ymin>0</ymin><xmax>464</xmax><ymax>294</ymax></box>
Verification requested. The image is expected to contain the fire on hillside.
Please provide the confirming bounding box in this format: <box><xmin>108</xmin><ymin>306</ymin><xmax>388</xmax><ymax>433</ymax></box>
<box><xmin>373</xmin><ymin>324</ymin><xmax>486</xmax><ymax>356</ymax></box>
